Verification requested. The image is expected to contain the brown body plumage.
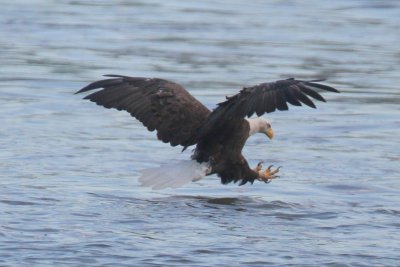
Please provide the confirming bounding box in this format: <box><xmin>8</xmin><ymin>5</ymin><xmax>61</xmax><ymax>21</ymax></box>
<box><xmin>76</xmin><ymin>75</ymin><xmax>339</xmax><ymax>186</ymax></box>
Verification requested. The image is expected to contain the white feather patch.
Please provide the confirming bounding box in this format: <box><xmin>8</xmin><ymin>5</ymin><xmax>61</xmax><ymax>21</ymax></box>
<box><xmin>138</xmin><ymin>160</ymin><xmax>211</xmax><ymax>190</ymax></box>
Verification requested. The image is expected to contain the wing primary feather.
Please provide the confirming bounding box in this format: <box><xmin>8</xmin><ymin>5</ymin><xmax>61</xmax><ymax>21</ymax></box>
<box><xmin>265</xmin><ymin>90</ymin><xmax>277</xmax><ymax>113</ymax></box>
<box><xmin>283</xmin><ymin>86</ymin><xmax>302</xmax><ymax>106</ymax></box>
<box><xmin>299</xmin><ymin>84</ymin><xmax>326</xmax><ymax>102</ymax></box>
<box><xmin>243</xmin><ymin>94</ymin><xmax>259</xmax><ymax>117</ymax></box>
<box><xmin>84</xmin><ymin>87</ymin><xmax>132</xmax><ymax>106</ymax></box>
<box><xmin>103</xmin><ymin>74</ymin><xmax>125</xmax><ymax>78</ymax></box>
<box><xmin>292</xmin><ymin>89</ymin><xmax>316</xmax><ymax>108</ymax></box>
<box><xmin>275</xmin><ymin>90</ymin><xmax>289</xmax><ymax>111</ymax></box>
<box><xmin>306</xmin><ymin>82</ymin><xmax>340</xmax><ymax>93</ymax></box>
<box><xmin>87</xmin><ymin>84</ymin><xmax>133</xmax><ymax>104</ymax></box>
<box><xmin>114</xmin><ymin>93</ymin><xmax>140</xmax><ymax>111</ymax></box>
<box><xmin>255</xmin><ymin>90</ymin><xmax>266</xmax><ymax>116</ymax></box>
<box><xmin>75</xmin><ymin>78</ymin><xmax>123</xmax><ymax>94</ymax></box>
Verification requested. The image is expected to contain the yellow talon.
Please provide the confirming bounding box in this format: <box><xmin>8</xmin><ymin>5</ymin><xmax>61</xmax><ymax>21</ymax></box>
<box><xmin>254</xmin><ymin>163</ymin><xmax>281</xmax><ymax>183</ymax></box>
<box><xmin>253</xmin><ymin>161</ymin><xmax>263</xmax><ymax>172</ymax></box>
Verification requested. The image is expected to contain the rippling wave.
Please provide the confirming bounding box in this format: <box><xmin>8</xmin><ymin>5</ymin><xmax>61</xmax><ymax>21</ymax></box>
<box><xmin>1</xmin><ymin>0</ymin><xmax>400</xmax><ymax>266</ymax></box>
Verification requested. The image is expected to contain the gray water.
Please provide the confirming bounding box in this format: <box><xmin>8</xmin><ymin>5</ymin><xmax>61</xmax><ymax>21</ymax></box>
<box><xmin>1</xmin><ymin>0</ymin><xmax>400</xmax><ymax>266</ymax></box>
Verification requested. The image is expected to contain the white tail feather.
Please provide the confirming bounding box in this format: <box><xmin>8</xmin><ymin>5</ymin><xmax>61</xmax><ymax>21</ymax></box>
<box><xmin>138</xmin><ymin>160</ymin><xmax>210</xmax><ymax>190</ymax></box>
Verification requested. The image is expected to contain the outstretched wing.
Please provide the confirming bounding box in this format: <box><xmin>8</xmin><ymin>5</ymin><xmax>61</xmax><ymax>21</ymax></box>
<box><xmin>199</xmin><ymin>78</ymin><xmax>339</xmax><ymax>136</ymax></box>
<box><xmin>76</xmin><ymin>75</ymin><xmax>211</xmax><ymax>147</ymax></box>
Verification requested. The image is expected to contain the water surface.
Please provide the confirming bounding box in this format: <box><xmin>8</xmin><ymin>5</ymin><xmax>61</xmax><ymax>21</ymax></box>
<box><xmin>1</xmin><ymin>0</ymin><xmax>400</xmax><ymax>266</ymax></box>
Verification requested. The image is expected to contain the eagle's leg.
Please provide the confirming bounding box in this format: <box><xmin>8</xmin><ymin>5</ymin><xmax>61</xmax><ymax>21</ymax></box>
<box><xmin>255</xmin><ymin>163</ymin><xmax>281</xmax><ymax>183</ymax></box>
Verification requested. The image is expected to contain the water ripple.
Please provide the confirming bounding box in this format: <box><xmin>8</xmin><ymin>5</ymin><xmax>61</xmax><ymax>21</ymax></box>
<box><xmin>1</xmin><ymin>0</ymin><xmax>400</xmax><ymax>266</ymax></box>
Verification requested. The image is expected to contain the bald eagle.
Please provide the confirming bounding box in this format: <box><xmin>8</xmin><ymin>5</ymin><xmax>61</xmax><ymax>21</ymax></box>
<box><xmin>76</xmin><ymin>75</ymin><xmax>339</xmax><ymax>189</ymax></box>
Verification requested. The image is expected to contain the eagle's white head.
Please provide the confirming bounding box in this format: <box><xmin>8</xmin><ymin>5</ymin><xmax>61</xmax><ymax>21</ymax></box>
<box><xmin>246</xmin><ymin>117</ymin><xmax>274</xmax><ymax>139</ymax></box>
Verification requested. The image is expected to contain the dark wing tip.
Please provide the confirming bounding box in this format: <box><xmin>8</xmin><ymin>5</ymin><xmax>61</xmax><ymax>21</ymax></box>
<box><xmin>103</xmin><ymin>74</ymin><xmax>125</xmax><ymax>78</ymax></box>
<box><xmin>75</xmin><ymin>76</ymin><xmax>124</xmax><ymax>95</ymax></box>
<box><xmin>75</xmin><ymin>84</ymin><xmax>94</xmax><ymax>95</ymax></box>
<box><xmin>305</xmin><ymin>81</ymin><xmax>340</xmax><ymax>93</ymax></box>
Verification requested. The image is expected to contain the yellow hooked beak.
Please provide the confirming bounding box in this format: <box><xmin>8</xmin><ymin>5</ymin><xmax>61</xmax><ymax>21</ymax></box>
<box><xmin>266</xmin><ymin>128</ymin><xmax>274</xmax><ymax>139</ymax></box>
